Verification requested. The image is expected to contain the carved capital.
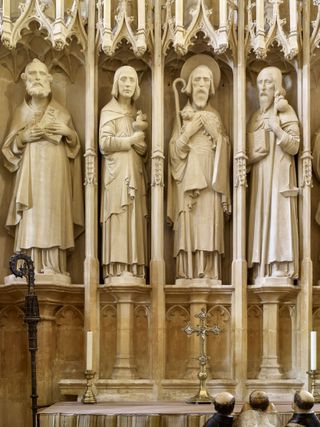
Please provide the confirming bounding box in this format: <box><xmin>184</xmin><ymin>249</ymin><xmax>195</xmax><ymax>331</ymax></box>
<box><xmin>84</xmin><ymin>149</ymin><xmax>98</xmax><ymax>186</ymax></box>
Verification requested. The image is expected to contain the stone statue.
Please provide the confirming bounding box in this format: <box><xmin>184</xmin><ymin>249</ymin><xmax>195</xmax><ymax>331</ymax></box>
<box><xmin>236</xmin><ymin>391</ymin><xmax>281</xmax><ymax>427</ymax></box>
<box><xmin>203</xmin><ymin>392</ymin><xmax>235</xmax><ymax>427</ymax></box>
<box><xmin>167</xmin><ymin>55</ymin><xmax>231</xmax><ymax>282</ymax></box>
<box><xmin>247</xmin><ymin>66</ymin><xmax>300</xmax><ymax>282</ymax></box>
<box><xmin>313</xmin><ymin>131</ymin><xmax>320</xmax><ymax>226</ymax></box>
<box><xmin>99</xmin><ymin>65</ymin><xmax>148</xmax><ymax>282</ymax></box>
<box><xmin>2</xmin><ymin>59</ymin><xmax>84</xmax><ymax>281</ymax></box>
<box><xmin>286</xmin><ymin>390</ymin><xmax>320</xmax><ymax>427</ymax></box>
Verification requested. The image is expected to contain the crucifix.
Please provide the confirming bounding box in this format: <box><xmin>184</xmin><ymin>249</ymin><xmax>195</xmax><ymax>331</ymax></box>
<box><xmin>182</xmin><ymin>307</ymin><xmax>222</xmax><ymax>404</ymax></box>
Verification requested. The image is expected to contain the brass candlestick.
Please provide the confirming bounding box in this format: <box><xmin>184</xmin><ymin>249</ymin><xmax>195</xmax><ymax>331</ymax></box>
<box><xmin>82</xmin><ymin>370</ymin><xmax>97</xmax><ymax>404</ymax></box>
<box><xmin>307</xmin><ymin>370</ymin><xmax>320</xmax><ymax>403</ymax></box>
<box><xmin>182</xmin><ymin>308</ymin><xmax>222</xmax><ymax>404</ymax></box>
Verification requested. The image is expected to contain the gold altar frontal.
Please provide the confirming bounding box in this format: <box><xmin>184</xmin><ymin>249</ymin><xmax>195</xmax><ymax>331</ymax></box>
<box><xmin>38</xmin><ymin>401</ymin><xmax>317</xmax><ymax>427</ymax></box>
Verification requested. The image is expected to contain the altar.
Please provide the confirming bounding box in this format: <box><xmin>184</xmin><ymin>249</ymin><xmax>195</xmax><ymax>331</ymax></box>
<box><xmin>38</xmin><ymin>401</ymin><xmax>308</xmax><ymax>427</ymax></box>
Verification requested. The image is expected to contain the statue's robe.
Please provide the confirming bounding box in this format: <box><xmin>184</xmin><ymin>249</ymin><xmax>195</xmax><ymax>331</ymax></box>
<box><xmin>168</xmin><ymin>102</ymin><xmax>231</xmax><ymax>279</ymax></box>
<box><xmin>247</xmin><ymin>105</ymin><xmax>300</xmax><ymax>278</ymax></box>
<box><xmin>2</xmin><ymin>98</ymin><xmax>84</xmax><ymax>273</ymax></box>
<box><xmin>99</xmin><ymin>97</ymin><xmax>148</xmax><ymax>278</ymax></box>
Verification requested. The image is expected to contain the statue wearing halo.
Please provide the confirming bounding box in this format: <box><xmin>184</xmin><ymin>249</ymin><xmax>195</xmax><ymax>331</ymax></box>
<box><xmin>167</xmin><ymin>55</ymin><xmax>231</xmax><ymax>282</ymax></box>
<box><xmin>99</xmin><ymin>65</ymin><xmax>148</xmax><ymax>282</ymax></box>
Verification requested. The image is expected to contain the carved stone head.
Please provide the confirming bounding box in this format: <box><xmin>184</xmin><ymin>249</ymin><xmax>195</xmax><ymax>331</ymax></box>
<box><xmin>21</xmin><ymin>59</ymin><xmax>53</xmax><ymax>98</ymax></box>
<box><xmin>184</xmin><ymin>65</ymin><xmax>215</xmax><ymax>109</ymax></box>
<box><xmin>111</xmin><ymin>65</ymin><xmax>140</xmax><ymax>101</ymax></box>
<box><xmin>257</xmin><ymin>66</ymin><xmax>286</xmax><ymax>112</ymax></box>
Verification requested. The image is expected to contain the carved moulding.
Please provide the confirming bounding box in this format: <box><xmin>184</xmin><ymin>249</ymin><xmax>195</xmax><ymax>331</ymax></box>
<box><xmin>97</xmin><ymin>0</ymin><xmax>153</xmax><ymax>57</ymax></box>
<box><xmin>247</xmin><ymin>0</ymin><xmax>300</xmax><ymax>60</ymax></box>
<box><xmin>235</xmin><ymin>152</ymin><xmax>248</xmax><ymax>188</ymax></box>
<box><xmin>0</xmin><ymin>0</ymin><xmax>87</xmax><ymax>51</ymax></box>
<box><xmin>151</xmin><ymin>149</ymin><xmax>165</xmax><ymax>187</ymax></box>
<box><xmin>162</xmin><ymin>0</ymin><xmax>237</xmax><ymax>56</ymax></box>
<box><xmin>84</xmin><ymin>148</ymin><xmax>98</xmax><ymax>186</ymax></box>
<box><xmin>301</xmin><ymin>151</ymin><xmax>313</xmax><ymax>188</ymax></box>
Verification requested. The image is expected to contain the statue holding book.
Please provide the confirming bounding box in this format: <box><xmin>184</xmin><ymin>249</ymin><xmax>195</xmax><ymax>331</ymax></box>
<box><xmin>247</xmin><ymin>66</ymin><xmax>300</xmax><ymax>282</ymax></box>
<box><xmin>2</xmin><ymin>59</ymin><xmax>84</xmax><ymax>281</ymax></box>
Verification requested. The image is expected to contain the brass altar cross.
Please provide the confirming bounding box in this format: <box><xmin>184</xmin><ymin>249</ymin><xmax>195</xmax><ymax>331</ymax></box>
<box><xmin>182</xmin><ymin>307</ymin><xmax>222</xmax><ymax>404</ymax></box>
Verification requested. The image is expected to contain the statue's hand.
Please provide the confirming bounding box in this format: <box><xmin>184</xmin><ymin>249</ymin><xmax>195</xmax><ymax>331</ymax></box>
<box><xmin>129</xmin><ymin>131</ymin><xmax>145</xmax><ymax>145</ymax></box>
<box><xmin>21</xmin><ymin>126</ymin><xmax>45</xmax><ymax>143</ymax></box>
<box><xmin>45</xmin><ymin>122</ymin><xmax>73</xmax><ymax>138</ymax></box>
<box><xmin>263</xmin><ymin>114</ymin><xmax>281</xmax><ymax>135</ymax></box>
<box><xmin>182</xmin><ymin>113</ymin><xmax>202</xmax><ymax>140</ymax></box>
<box><xmin>132</xmin><ymin>140</ymin><xmax>147</xmax><ymax>156</ymax></box>
<box><xmin>130</xmin><ymin>131</ymin><xmax>147</xmax><ymax>155</ymax></box>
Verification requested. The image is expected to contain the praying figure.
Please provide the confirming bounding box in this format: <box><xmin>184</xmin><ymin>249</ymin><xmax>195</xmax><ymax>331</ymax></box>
<box><xmin>2</xmin><ymin>59</ymin><xmax>84</xmax><ymax>280</ymax></box>
<box><xmin>99</xmin><ymin>65</ymin><xmax>148</xmax><ymax>282</ymax></box>
<box><xmin>167</xmin><ymin>55</ymin><xmax>231</xmax><ymax>282</ymax></box>
<box><xmin>247</xmin><ymin>66</ymin><xmax>300</xmax><ymax>282</ymax></box>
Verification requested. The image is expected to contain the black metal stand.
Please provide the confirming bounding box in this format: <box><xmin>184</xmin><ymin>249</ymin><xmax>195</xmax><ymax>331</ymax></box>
<box><xmin>10</xmin><ymin>253</ymin><xmax>40</xmax><ymax>427</ymax></box>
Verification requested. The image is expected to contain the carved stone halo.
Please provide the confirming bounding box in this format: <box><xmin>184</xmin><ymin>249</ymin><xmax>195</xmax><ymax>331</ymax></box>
<box><xmin>180</xmin><ymin>54</ymin><xmax>221</xmax><ymax>90</ymax></box>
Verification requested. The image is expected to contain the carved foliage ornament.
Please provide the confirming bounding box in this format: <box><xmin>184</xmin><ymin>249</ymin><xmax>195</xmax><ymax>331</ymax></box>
<box><xmin>0</xmin><ymin>0</ymin><xmax>87</xmax><ymax>51</ymax></box>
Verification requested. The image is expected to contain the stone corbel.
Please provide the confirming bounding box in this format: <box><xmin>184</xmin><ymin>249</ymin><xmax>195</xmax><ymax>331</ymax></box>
<box><xmin>248</xmin><ymin>0</ymin><xmax>300</xmax><ymax>60</ymax></box>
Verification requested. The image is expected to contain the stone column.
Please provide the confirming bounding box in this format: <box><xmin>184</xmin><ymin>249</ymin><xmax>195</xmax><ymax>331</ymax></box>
<box><xmin>84</xmin><ymin>0</ymin><xmax>99</xmax><ymax>374</ymax></box>
<box><xmin>297</xmin><ymin>0</ymin><xmax>312</xmax><ymax>386</ymax></box>
<box><xmin>253</xmin><ymin>286</ymin><xmax>298</xmax><ymax>379</ymax></box>
<box><xmin>259</xmin><ymin>298</ymin><xmax>282</xmax><ymax>379</ymax></box>
<box><xmin>112</xmin><ymin>293</ymin><xmax>137</xmax><ymax>379</ymax></box>
<box><xmin>232</xmin><ymin>0</ymin><xmax>248</xmax><ymax>398</ymax></box>
<box><xmin>150</xmin><ymin>0</ymin><xmax>166</xmax><ymax>400</ymax></box>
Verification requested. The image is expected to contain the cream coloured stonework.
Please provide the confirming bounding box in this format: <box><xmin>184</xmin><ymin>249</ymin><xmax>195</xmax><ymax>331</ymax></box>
<box><xmin>1</xmin><ymin>2</ymin><xmax>320</xmax><ymax>427</ymax></box>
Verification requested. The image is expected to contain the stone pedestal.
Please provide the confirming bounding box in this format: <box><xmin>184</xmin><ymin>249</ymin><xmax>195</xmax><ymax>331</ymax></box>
<box><xmin>250</xmin><ymin>284</ymin><xmax>299</xmax><ymax>380</ymax></box>
<box><xmin>4</xmin><ymin>273</ymin><xmax>71</xmax><ymax>285</ymax></box>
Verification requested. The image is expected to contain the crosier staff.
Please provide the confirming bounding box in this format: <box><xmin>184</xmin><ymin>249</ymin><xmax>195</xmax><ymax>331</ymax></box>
<box><xmin>9</xmin><ymin>253</ymin><xmax>40</xmax><ymax>427</ymax></box>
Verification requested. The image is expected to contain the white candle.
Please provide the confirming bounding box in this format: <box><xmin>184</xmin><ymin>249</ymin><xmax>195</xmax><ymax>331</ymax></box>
<box><xmin>86</xmin><ymin>331</ymin><xmax>93</xmax><ymax>371</ymax></box>
<box><xmin>175</xmin><ymin>0</ymin><xmax>183</xmax><ymax>28</ymax></box>
<box><xmin>138</xmin><ymin>0</ymin><xmax>146</xmax><ymax>31</ymax></box>
<box><xmin>290</xmin><ymin>0</ymin><xmax>297</xmax><ymax>33</ymax></box>
<box><xmin>219</xmin><ymin>0</ymin><xmax>227</xmax><ymax>29</ymax></box>
<box><xmin>256</xmin><ymin>0</ymin><xmax>264</xmax><ymax>35</ymax></box>
<box><xmin>311</xmin><ymin>331</ymin><xmax>317</xmax><ymax>371</ymax></box>
<box><xmin>104</xmin><ymin>0</ymin><xmax>111</xmax><ymax>30</ymax></box>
